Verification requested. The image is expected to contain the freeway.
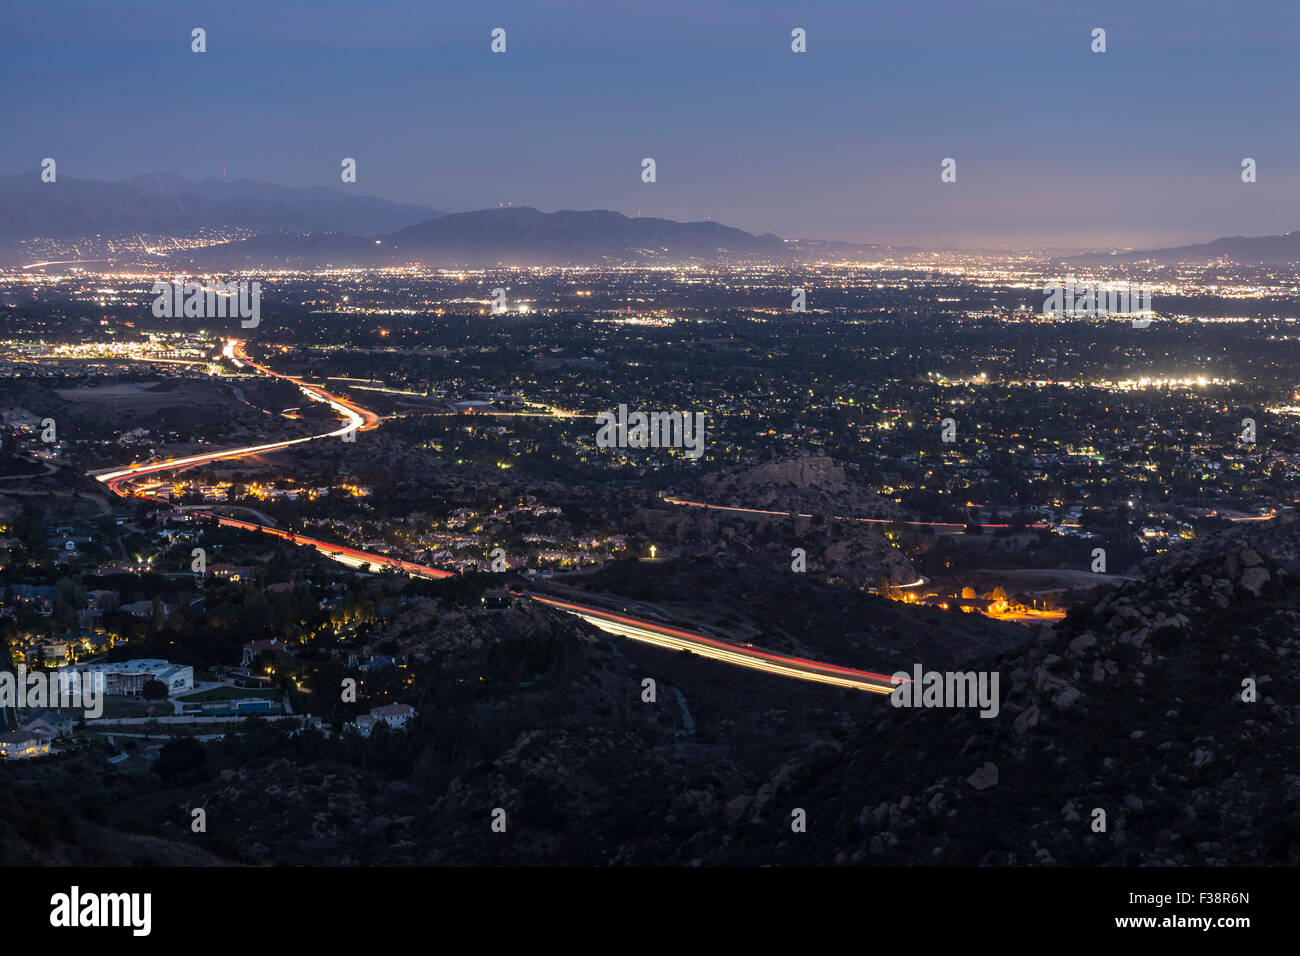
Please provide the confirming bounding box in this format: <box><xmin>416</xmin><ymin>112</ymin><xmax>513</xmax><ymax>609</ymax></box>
<box><xmin>198</xmin><ymin>515</ymin><xmax>454</xmax><ymax>579</ymax></box>
<box><xmin>95</xmin><ymin>340</ymin><xmax>378</xmax><ymax>497</ymax></box>
<box><xmin>93</xmin><ymin>339</ymin><xmax>901</xmax><ymax>692</ymax></box>
<box><xmin>525</xmin><ymin>594</ymin><xmax>899</xmax><ymax>693</ymax></box>
<box><xmin>178</xmin><ymin>516</ymin><xmax>897</xmax><ymax>691</ymax></box>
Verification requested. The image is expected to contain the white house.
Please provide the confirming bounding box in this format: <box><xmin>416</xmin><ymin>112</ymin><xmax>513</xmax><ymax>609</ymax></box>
<box><xmin>0</xmin><ymin>730</ymin><xmax>50</xmax><ymax>760</ymax></box>
<box><xmin>370</xmin><ymin>703</ymin><xmax>416</xmax><ymax>730</ymax></box>
<box><xmin>347</xmin><ymin>703</ymin><xmax>417</xmax><ymax>738</ymax></box>
<box><xmin>69</xmin><ymin>659</ymin><xmax>194</xmax><ymax>697</ymax></box>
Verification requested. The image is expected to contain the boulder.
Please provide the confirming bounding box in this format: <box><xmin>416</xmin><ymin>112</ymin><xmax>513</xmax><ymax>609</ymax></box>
<box><xmin>967</xmin><ymin>762</ymin><xmax>999</xmax><ymax>791</ymax></box>
<box><xmin>1013</xmin><ymin>704</ymin><xmax>1040</xmax><ymax>735</ymax></box>
<box><xmin>1240</xmin><ymin>567</ymin><xmax>1271</xmax><ymax>597</ymax></box>
<box><xmin>1054</xmin><ymin>686</ymin><xmax>1082</xmax><ymax>710</ymax></box>
<box><xmin>724</xmin><ymin>794</ymin><xmax>753</xmax><ymax>827</ymax></box>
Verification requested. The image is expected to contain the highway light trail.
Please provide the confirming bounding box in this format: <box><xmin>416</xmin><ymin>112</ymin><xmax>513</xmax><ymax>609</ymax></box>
<box><xmin>526</xmin><ymin>595</ymin><xmax>900</xmax><ymax>693</ymax></box>
<box><xmin>196</xmin><ymin>515</ymin><xmax>455</xmax><ymax>578</ymax></box>
<box><xmin>93</xmin><ymin>341</ymin><xmax>903</xmax><ymax>693</ymax></box>
<box><xmin>94</xmin><ymin>339</ymin><xmax>376</xmax><ymax>496</ymax></box>
<box><xmin>662</xmin><ymin>496</ymin><xmax>1054</xmax><ymax>529</ymax></box>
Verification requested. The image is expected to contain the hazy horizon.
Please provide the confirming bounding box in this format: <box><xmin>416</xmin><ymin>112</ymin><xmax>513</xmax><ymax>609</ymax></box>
<box><xmin>3</xmin><ymin>0</ymin><xmax>1298</xmax><ymax>250</ymax></box>
<box><xmin>3</xmin><ymin>166</ymin><xmax>1294</xmax><ymax>257</ymax></box>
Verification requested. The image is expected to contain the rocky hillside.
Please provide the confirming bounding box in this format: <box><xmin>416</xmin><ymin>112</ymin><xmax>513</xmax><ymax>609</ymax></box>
<box><xmin>637</xmin><ymin>503</ymin><xmax>915</xmax><ymax>587</ymax></box>
<box><xmin>7</xmin><ymin>516</ymin><xmax>1292</xmax><ymax>866</ymax></box>
<box><xmin>360</xmin><ymin>596</ymin><xmax>585</xmax><ymax>662</ymax></box>
<box><xmin>717</xmin><ymin>514</ymin><xmax>1300</xmax><ymax>865</ymax></box>
<box><xmin>663</xmin><ymin>455</ymin><xmax>914</xmax><ymax>585</ymax></box>
<box><xmin>685</xmin><ymin>455</ymin><xmax>902</xmax><ymax>520</ymax></box>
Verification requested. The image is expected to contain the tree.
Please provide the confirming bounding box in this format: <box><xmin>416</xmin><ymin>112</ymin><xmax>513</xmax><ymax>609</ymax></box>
<box><xmin>53</xmin><ymin>577</ymin><xmax>87</xmax><ymax>630</ymax></box>
<box><xmin>141</xmin><ymin>679</ymin><xmax>169</xmax><ymax>700</ymax></box>
<box><xmin>152</xmin><ymin>737</ymin><xmax>208</xmax><ymax>781</ymax></box>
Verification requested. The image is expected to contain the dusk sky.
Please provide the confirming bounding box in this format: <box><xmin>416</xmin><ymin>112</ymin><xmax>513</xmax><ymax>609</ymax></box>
<box><xmin>3</xmin><ymin>0</ymin><xmax>1298</xmax><ymax>249</ymax></box>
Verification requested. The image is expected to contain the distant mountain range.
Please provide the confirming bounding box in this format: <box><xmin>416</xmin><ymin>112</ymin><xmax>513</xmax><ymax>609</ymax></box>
<box><xmin>165</xmin><ymin>206</ymin><xmax>838</xmax><ymax>269</ymax></box>
<box><xmin>1070</xmin><ymin>231</ymin><xmax>1300</xmax><ymax>266</ymax></box>
<box><xmin>0</xmin><ymin>171</ymin><xmax>902</xmax><ymax>268</ymax></box>
<box><xmin>0</xmin><ymin>171</ymin><xmax>442</xmax><ymax>242</ymax></box>
<box><xmin>3</xmin><ymin>170</ymin><xmax>1295</xmax><ymax>269</ymax></box>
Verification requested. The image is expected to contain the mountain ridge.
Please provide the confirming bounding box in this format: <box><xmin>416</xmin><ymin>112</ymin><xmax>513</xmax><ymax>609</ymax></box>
<box><xmin>4</xmin><ymin>170</ymin><xmax>1295</xmax><ymax>268</ymax></box>
<box><xmin>161</xmin><ymin>205</ymin><xmax>907</xmax><ymax>269</ymax></box>
<box><xmin>1071</xmin><ymin>230</ymin><xmax>1300</xmax><ymax>266</ymax></box>
<box><xmin>0</xmin><ymin>170</ymin><xmax>443</xmax><ymax>242</ymax></box>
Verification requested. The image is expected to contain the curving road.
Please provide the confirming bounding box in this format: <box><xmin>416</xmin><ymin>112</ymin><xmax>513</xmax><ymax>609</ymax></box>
<box><xmin>93</xmin><ymin>340</ymin><xmax>379</xmax><ymax>497</ymax></box>
<box><xmin>93</xmin><ymin>339</ymin><xmax>902</xmax><ymax>692</ymax></box>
